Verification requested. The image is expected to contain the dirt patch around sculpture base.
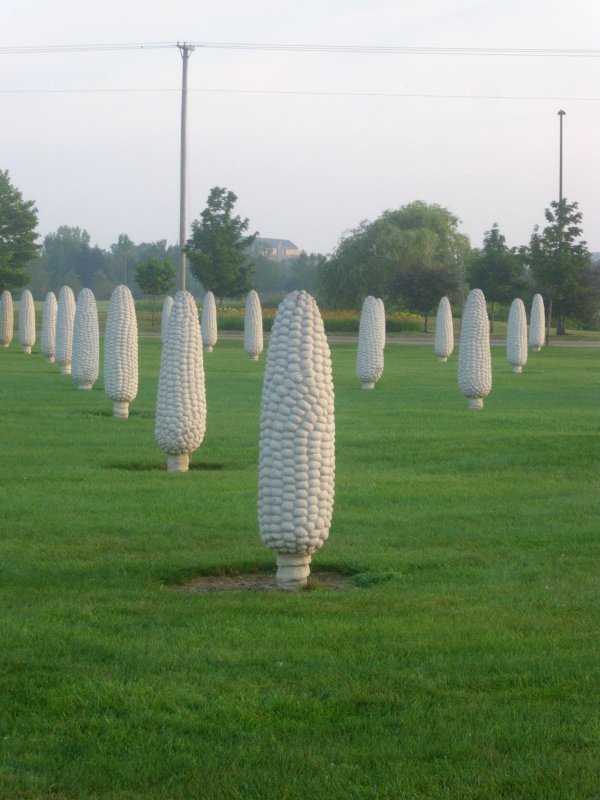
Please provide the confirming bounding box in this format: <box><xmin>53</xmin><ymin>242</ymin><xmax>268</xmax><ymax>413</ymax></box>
<box><xmin>173</xmin><ymin>571</ymin><xmax>352</xmax><ymax>593</ymax></box>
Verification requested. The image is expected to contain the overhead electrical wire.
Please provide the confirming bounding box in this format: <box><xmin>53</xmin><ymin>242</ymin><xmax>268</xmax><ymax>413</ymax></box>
<box><xmin>1</xmin><ymin>41</ymin><xmax>599</xmax><ymax>58</ymax></box>
<box><xmin>1</xmin><ymin>40</ymin><xmax>596</xmax><ymax>103</ymax></box>
<box><xmin>0</xmin><ymin>87</ymin><xmax>598</xmax><ymax>102</ymax></box>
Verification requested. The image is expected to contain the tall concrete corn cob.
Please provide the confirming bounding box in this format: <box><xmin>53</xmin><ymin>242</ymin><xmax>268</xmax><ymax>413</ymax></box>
<box><xmin>258</xmin><ymin>290</ymin><xmax>335</xmax><ymax>590</ymax></box>
<box><xmin>458</xmin><ymin>288</ymin><xmax>492</xmax><ymax>409</ymax></box>
<box><xmin>529</xmin><ymin>293</ymin><xmax>545</xmax><ymax>352</ymax></box>
<box><xmin>356</xmin><ymin>295</ymin><xmax>384</xmax><ymax>389</ymax></box>
<box><xmin>435</xmin><ymin>296</ymin><xmax>454</xmax><ymax>362</ymax></box>
<box><xmin>507</xmin><ymin>298</ymin><xmax>528</xmax><ymax>373</ymax></box>
<box><xmin>72</xmin><ymin>289</ymin><xmax>99</xmax><ymax>390</ymax></box>
<box><xmin>155</xmin><ymin>290</ymin><xmax>206</xmax><ymax>472</ymax></box>
<box><xmin>161</xmin><ymin>295</ymin><xmax>173</xmax><ymax>343</ymax></box>
<box><xmin>104</xmin><ymin>285</ymin><xmax>138</xmax><ymax>419</ymax></box>
<box><xmin>41</xmin><ymin>292</ymin><xmax>57</xmax><ymax>362</ymax></box>
<box><xmin>244</xmin><ymin>289</ymin><xmax>263</xmax><ymax>361</ymax></box>
<box><xmin>56</xmin><ymin>286</ymin><xmax>76</xmax><ymax>374</ymax></box>
<box><xmin>19</xmin><ymin>289</ymin><xmax>36</xmax><ymax>354</ymax></box>
<box><xmin>201</xmin><ymin>290</ymin><xmax>217</xmax><ymax>352</ymax></box>
<box><xmin>0</xmin><ymin>290</ymin><xmax>14</xmax><ymax>347</ymax></box>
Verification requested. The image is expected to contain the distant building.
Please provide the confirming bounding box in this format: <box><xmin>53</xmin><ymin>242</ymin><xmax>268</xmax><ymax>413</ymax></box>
<box><xmin>255</xmin><ymin>238</ymin><xmax>303</xmax><ymax>263</ymax></box>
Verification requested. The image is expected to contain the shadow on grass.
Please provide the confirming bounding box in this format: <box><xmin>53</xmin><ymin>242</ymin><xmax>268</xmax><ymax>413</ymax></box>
<box><xmin>107</xmin><ymin>462</ymin><xmax>226</xmax><ymax>472</ymax></box>
<box><xmin>82</xmin><ymin>409</ymin><xmax>156</xmax><ymax>419</ymax></box>
<box><xmin>164</xmin><ymin>561</ymin><xmax>394</xmax><ymax>593</ymax></box>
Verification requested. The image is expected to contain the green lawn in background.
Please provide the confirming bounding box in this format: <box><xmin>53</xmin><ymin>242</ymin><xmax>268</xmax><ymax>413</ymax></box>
<box><xmin>0</xmin><ymin>339</ymin><xmax>599</xmax><ymax>799</ymax></box>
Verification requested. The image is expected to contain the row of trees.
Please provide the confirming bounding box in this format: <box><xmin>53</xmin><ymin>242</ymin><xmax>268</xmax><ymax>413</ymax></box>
<box><xmin>319</xmin><ymin>199</ymin><xmax>599</xmax><ymax>333</ymax></box>
<box><xmin>1</xmin><ymin>169</ymin><xmax>599</xmax><ymax>333</ymax></box>
<box><xmin>0</xmin><ymin>176</ymin><xmax>318</xmax><ymax>308</ymax></box>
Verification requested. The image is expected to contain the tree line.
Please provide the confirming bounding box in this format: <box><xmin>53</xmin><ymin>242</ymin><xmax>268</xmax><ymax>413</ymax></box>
<box><xmin>1</xmin><ymin>169</ymin><xmax>599</xmax><ymax>334</ymax></box>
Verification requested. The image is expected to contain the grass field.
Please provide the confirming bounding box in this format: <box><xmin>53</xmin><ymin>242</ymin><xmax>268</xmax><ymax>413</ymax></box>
<box><xmin>1</xmin><ymin>337</ymin><xmax>599</xmax><ymax>799</ymax></box>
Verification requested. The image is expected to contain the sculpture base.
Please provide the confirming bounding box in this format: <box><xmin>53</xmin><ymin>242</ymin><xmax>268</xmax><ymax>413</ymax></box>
<box><xmin>512</xmin><ymin>365</ymin><xmax>523</xmax><ymax>373</ymax></box>
<box><xmin>531</xmin><ymin>346</ymin><xmax>541</xmax><ymax>352</ymax></box>
<box><xmin>77</xmin><ymin>382</ymin><xmax>93</xmax><ymax>390</ymax></box>
<box><xmin>276</xmin><ymin>554</ymin><xmax>312</xmax><ymax>591</ymax></box>
<box><xmin>248</xmin><ymin>353</ymin><xmax>259</xmax><ymax>361</ymax></box>
<box><xmin>46</xmin><ymin>356</ymin><xmax>55</xmax><ymax>363</ymax></box>
<box><xmin>23</xmin><ymin>345</ymin><xmax>32</xmax><ymax>354</ymax></box>
<box><xmin>113</xmin><ymin>401</ymin><xmax>129</xmax><ymax>419</ymax></box>
<box><xmin>204</xmin><ymin>345</ymin><xmax>213</xmax><ymax>353</ymax></box>
<box><xmin>468</xmin><ymin>397</ymin><xmax>484</xmax><ymax>410</ymax></box>
<box><xmin>438</xmin><ymin>356</ymin><xmax>448</xmax><ymax>362</ymax></box>
<box><xmin>362</xmin><ymin>381</ymin><xmax>375</xmax><ymax>390</ymax></box>
<box><xmin>1</xmin><ymin>343</ymin><xmax>9</xmax><ymax>348</ymax></box>
<box><xmin>60</xmin><ymin>363</ymin><xmax>71</xmax><ymax>375</ymax></box>
<box><xmin>167</xmin><ymin>453</ymin><xmax>190</xmax><ymax>473</ymax></box>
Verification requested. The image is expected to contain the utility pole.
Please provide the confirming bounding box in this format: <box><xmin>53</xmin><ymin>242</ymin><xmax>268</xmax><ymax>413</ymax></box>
<box><xmin>178</xmin><ymin>42</ymin><xmax>194</xmax><ymax>292</ymax></box>
<box><xmin>558</xmin><ymin>109</ymin><xmax>566</xmax><ymax>204</ymax></box>
<box><xmin>546</xmin><ymin>108</ymin><xmax>567</xmax><ymax>344</ymax></box>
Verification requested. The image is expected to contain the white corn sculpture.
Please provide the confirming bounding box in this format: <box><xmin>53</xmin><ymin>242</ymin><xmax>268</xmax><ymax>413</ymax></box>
<box><xmin>0</xmin><ymin>290</ymin><xmax>14</xmax><ymax>347</ymax></box>
<box><xmin>161</xmin><ymin>296</ymin><xmax>173</xmax><ymax>343</ymax></box>
<box><xmin>458</xmin><ymin>288</ymin><xmax>492</xmax><ymax>410</ymax></box>
<box><xmin>529</xmin><ymin>293</ymin><xmax>545</xmax><ymax>352</ymax></box>
<box><xmin>201</xmin><ymin>291</ymin><xmax>217</xmax><ymax>353</ymax></box>
<box><xmin>244</xmin><ymin>289</ymin><xmax>263</xmax><ymax>361</ymax></box>
<box><xmin>19</xmin><ymin>289</ymin><xmax>36</xmax><ymax>354</ymax></box>
<box><xmin>258</xmin><ymin>290</ymin><xmax>335</xmax><ymax>590</ymax></box>
<box><xmin>104</xmin><ymin>285</ymin><xmax>138</xmax><ymax>419</ymax></box>
<box><xmin>56</xmin><ymin>286</ymin><xmax>76</xmax><ymax>374</ymax></box>
<box><xmin>41</xmin><ymin>292</ymin><xmax>58</xmax><ymax>362</ymax></box>
<box><xmin>434</xmin><ymin>296</ymin><xmax>454</xmax><ymax>362</ymax></box>
<box><xmin>507</xmin><ymin>298</ymin><xmax>528</xmax><ymax>374</ymax></box>
<box><xmin>155</xmin><ymin>290</ymin><xmax>207</xmax><ymax>472</ymax></box>
<box><xmin>72</xmin><ymin>288</ymin><xmax>99</xmax><ymax>390</ymax></box>
<box><xmin>356</xmin><ymin>295</ymin><xmax>384</xmax><ymax>389</ymax></box>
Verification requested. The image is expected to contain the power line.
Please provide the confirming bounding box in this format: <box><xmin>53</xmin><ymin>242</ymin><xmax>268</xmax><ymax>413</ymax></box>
<box><xmin>0</xmin><ymin>87</ymin><xmax>598</xmax><ymax>102</ymax></box>
<box><xmin>1</xmin><ymin>41</ymin><xmax>600</xmax><ymax>58</ymax></box>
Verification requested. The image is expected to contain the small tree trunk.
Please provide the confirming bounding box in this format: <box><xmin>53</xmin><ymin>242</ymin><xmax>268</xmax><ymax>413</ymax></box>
<box><xmin>546</xmin><ymin>296</ymin><xmax>553</xmax><ymax>345</ymax></box>
<box><xmin>423</xmin><ymin>313</ymin><xmax>428</xmax><ymax>333</ymax></box>
<box><xmin>489</xmin><ymin>301</ymin><xmax>495</xmax><ymax>334</ymax></box>
<box><xmin>152</xmin><ymin>295</ymin><xmax>157</xmax><ymax>327</ymax></box>
<box><xmin>557</xmin><ymin>312</ymin><xmax>566</xmax><ymax>336</ymax></box>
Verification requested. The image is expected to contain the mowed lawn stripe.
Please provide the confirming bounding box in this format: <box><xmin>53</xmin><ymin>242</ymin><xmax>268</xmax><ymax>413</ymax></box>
<box><xmin>0</xmin><ymin>340</ymin><xmax>598</xmax><ymax>799</ymax></box>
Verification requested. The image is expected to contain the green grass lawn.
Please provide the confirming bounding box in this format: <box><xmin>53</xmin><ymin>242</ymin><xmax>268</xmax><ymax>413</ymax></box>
<box><xmin>1</xmin><ymin>338</ymin><xmax>599</xmax><ymax>799</ymax></box>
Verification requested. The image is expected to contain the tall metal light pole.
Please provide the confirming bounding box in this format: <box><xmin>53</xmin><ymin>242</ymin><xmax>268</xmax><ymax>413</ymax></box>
<box><xmin>558</xmin><ymin>109</ymin><xmax>566</xmax><ymax>203</ymax></box>
<box><xmin>178</xmin><ymin>42</ymin><xmax>194</xmax><ymax>292</ymax></box>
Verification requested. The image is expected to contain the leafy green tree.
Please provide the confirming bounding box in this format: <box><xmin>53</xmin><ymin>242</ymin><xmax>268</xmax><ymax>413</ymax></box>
<box><xmin>108</xmin><ymin>234</ymin><xmax>138</xmax><ymax>285</ymax></box>
<box><xmin>41</xmin><ymin>226</ymin><xmax>106</xmax><ymax>290</ymax></box>
<box><xmin>285</xmin><ymin>252</ymin><xmax>325</xmax><ymax>294</ymax></box>
<box><xmin>247</xmin><ymin>251</ymin><xmax>287</xmax><ymax>297</ymax></box>
<box><xmin>134</xmin><ymin>257</ymin><xmax>176</xmax><ymax>326</ymax></box>
<box><xmin>467</xmin><ymin>223</ymin><xmax>525</xmax><ymax>332</ymax></box>
<box><xmin>527</xmin><ymin>199</ymin><xmax>596</xmax><ymax>338</ymax></box>
<box><xmin>186</xmin><ymin>187</ymin><xmax>258</xmax><ymax>303</ymax></box>
<box><xmin>0</xmin><ymin>169</ymin><xmax>40</xmax><ymax>292</ymax></box>
<box><xmin>391</xmin><ymin>262</ymin><xmax>458</xmax><ymax>332</ymax></box>
<box><xmin>318</xmin><ymin>201</ymin><xmax>469</xmax><ymax>316</ymax></box>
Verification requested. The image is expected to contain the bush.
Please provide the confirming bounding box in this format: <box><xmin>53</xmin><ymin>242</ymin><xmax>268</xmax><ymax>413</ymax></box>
<box><xmin>212</xmin><ymin>307</ymin><xmax>423</xmax><ymax>333</ymax></box>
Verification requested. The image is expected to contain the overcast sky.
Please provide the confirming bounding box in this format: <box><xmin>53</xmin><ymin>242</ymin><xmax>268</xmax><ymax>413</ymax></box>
<box><xmin>3</xmin><ymin>0</ymin><xmax>599</xmax><ymax>256</ymax></box>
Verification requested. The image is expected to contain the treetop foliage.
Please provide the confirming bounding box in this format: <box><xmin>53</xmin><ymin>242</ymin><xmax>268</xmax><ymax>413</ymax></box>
<box><xmin>186</xmin><ymin>187</ymin><xmax>258</xmax><ymax>301</ymax></box>
<box><xmin>0</xmin><ymin>169</ymin><xmax>39</xmax><ymax>293</ymax></box>
<box><xmin>526</xmin><ymin>199</ymin><xmax>599</xmax><ymax>332</ymax></box>
<box><xmin>134</xmin><ymin>257</ymin><xmax>176</xmax><ymax>298</ymax></box>
<box><xmin>467</xmin><ymin>223</ymin><xmax>526</xmax><ymax>330</ymax></box>
<box><xmin>319</xmin><ymin>201</ymin><xmax>470</xmax><ymax>311</ymax></box>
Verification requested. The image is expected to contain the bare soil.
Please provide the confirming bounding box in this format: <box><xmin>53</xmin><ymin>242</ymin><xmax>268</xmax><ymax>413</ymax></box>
<box><xmin>172</xmin><ymin>571</ymin><xmax>352</xmax><ymax>593</ymax></box>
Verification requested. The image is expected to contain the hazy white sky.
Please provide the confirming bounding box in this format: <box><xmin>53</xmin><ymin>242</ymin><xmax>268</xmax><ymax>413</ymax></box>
<box><xmin>3</xmin><ymin>0</ymin><xmax>599</xmax><ymax>255</ymax></box>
